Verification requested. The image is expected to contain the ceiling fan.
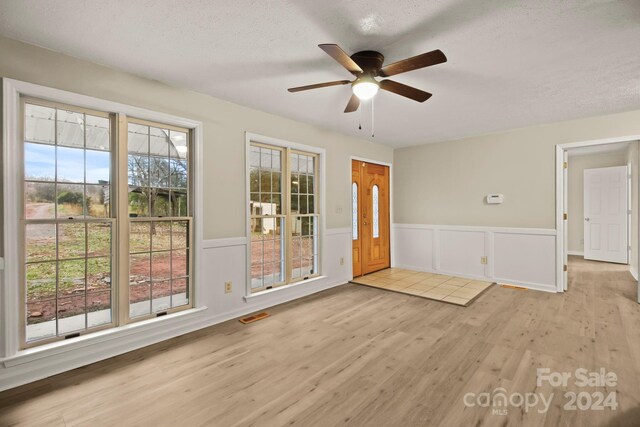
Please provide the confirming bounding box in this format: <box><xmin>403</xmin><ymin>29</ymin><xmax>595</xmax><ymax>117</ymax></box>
<box><xmin>288</xmin><ymin>44</ymin><xmax>447</xmax><ymax>113</ymax></box>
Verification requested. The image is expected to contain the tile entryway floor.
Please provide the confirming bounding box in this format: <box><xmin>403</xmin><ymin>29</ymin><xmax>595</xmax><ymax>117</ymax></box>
<box><xmin>350</xmin><ymin>268</ymin><xmax>493</xmax><ymax>306</ymax></box>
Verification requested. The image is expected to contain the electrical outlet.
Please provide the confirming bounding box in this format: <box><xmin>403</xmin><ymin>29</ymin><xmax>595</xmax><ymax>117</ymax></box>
<box><xmin>480</xmin><ymin>256</ymin><xmax>488</xmax><ymax>265</ymax></box>
<box><xmin>340</xmin><ymin>257</ymin><xmax>345</xmax><ymax>266</ymax></box>
<box><xmin>225</xmin><ymin>281</ymin><xmax>232</xmax><ymax>294</ymax></box>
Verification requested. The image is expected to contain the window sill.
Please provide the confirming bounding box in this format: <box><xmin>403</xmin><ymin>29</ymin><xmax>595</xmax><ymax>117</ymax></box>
<box><xmin>244</xmin><ymin>276</ymin><xmax>327</xmax><ymax>301</ymax></box>
<box><xmin>1</xmin><ymin>306</ymin><xmax>208</xmax><ymax>368</ymax></box>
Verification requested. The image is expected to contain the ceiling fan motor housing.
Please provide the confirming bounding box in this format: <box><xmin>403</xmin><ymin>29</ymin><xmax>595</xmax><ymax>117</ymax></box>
<box><xmin>350</xmin><ymin>51</ymin><xmax>385</xmax><ymax>76</ymax></box>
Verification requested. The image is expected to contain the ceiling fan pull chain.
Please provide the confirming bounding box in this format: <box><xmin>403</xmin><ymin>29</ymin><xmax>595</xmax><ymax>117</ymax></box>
<box><xmin>359</xmin><ymin>105</ymin><xmax>362</xmax><ymax>130</ymax></box>
<box><xmin>371</xmin><ymin>97</ymin><xmax>375</xmax><ymax>138</ymax></box>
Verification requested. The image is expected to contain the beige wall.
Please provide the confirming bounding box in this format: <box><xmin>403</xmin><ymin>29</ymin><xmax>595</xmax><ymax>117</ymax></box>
<box><xmin>0</xmin><ymin>36</ymin><xmax>393</xmax><ymax>240</ymax></box>
<box><xmin>628</xmin><ymin>142</ymin><xmax>639</xmax><ymax>275</ymax></box>
<box><xmin>566</xmin><ymin>152</ymin><xmax>627</xmax><ymax>253</ymax></box>
<box><xmin>394</xmin><ymin>110</ymin><xmax>640</xmax><ymax>229</ymax></box>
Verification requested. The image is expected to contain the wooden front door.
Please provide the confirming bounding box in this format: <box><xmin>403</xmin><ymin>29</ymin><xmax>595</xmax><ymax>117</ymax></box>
<box><xmin>352</xmin><ymin>160</ymin><xmax>390</xmax><ymax>276</ymax></box>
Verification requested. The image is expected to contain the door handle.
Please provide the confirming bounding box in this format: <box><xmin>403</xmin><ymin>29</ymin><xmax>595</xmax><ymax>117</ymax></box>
<box><xmin>585</xmin><ymin>218</ymin><xmax>590</xmax><ymax>221</ymax></box>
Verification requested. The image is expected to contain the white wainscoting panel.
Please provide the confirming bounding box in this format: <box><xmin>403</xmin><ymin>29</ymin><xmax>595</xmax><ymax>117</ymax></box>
<box><xmin>393</xmin><ymin>227</ymin><xmax>434</xmax><ymax>271</ymax></box>
<box><xmin>439</xmin><ymin>230</ymin><xmax>487</xmax><ymax>279</ymax></box>
<box><xmin>0</xmin><ymin>228</ymin><xmax>352</xmax><ymax>392</ymax></box>
<box><xmin>493</xmin><ymin>232</ymin><xmax>556</xmax><ymax>291</ymax></box>
<box><xmin>394</xmin><ymin>224</ymin><xmax>557</xmax><ymax>292</ymax></box>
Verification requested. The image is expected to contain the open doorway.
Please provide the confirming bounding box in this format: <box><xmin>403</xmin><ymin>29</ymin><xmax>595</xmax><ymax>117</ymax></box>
<box><xmin>557</xmin><ymin>138</ymin><xmax>640</xmax><ymax>302</ymax></box>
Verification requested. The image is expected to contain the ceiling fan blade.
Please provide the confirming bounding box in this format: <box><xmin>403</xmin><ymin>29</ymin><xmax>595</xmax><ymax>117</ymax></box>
<box><xmin>379</xmin><ymin>49</ymin><xmax>447</xmax><ymax>77</ymax></box>
<box><xmin>319</xmin><ymin>44</ymin><xmax>363</xmax><ymax>74</ymax></box>
<box><xmin>379</xmin><ymin>80</ymin><xmax>432</xmax><ymax>102</ymax></box>
<box><xmin>288</xmin><ymin>80</ymin><xmax>351</xmax><ymax>93</ymax></box>
<box><xmin>344</xmin><ymin>94</ymin><xmax>360</xmax><ymax>113</ymax></box>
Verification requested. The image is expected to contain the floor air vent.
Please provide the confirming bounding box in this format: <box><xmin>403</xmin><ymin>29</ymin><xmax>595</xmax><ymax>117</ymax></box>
<box><xmin>239</xmin><ymin>312</ymin><xmax>270</xmax><ymax>324</ymax></box>
<box><xmin>500</xmin><ymin>284</ymin><xmax>527</xmax><ymax>290</ymax></box>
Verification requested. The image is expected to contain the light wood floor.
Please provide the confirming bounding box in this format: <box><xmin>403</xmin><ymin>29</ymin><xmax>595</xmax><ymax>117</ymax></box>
<box><xmin>1</xmin><ymin>256</ymin><xmax>640</xmax><ymax>426</ymax></box>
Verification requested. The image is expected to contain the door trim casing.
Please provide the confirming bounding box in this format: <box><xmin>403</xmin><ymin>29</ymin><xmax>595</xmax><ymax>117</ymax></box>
<box><xmin>349</xmin><ymin>156</ymin><xmax>393</xmax><ymax>281</ymax></box>
<box><xmin>556</xmin><ymin>134</ymin><xmax>640</xmax><ymax>293</ymax></box>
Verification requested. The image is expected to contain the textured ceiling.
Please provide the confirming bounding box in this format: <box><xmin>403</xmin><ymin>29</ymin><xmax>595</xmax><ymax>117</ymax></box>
<box><xmin>1</xmin><ymin>0</ymin><xmax>639</xmax><ymax>148</ymax></box>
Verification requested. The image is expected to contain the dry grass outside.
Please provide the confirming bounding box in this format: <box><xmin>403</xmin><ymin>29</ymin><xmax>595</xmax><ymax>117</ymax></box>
<box><xmin>25</xmin><ymin>208</ymin><xmax>189</xmax><ymax>324</ymax></box>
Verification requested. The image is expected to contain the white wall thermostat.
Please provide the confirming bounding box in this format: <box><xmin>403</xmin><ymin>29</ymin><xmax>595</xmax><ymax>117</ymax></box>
<box><xmin>486</xmin><ymin>194</ymin><xmax>504</xmax><ymax>204</ymax></box>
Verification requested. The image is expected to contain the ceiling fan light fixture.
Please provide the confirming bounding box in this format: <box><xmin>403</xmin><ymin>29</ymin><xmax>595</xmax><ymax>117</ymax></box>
<box><xmin>352</xmin><ymin>78</ymin><xmax>379</xmax><ymax>100</ymax></box>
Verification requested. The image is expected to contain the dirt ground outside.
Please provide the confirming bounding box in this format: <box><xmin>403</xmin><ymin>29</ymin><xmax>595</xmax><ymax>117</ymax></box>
<box><xmin>250</xmin><ymin>233</ymin><xmax>316</xmax><ymax>285</ymax></box>
<box><xmin>26</xmin><ymin>205</ymin><xmax>189</xmax><ymax>324</ymax></box>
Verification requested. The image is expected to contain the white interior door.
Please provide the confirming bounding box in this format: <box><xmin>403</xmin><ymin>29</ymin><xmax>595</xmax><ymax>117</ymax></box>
<box><xmin>584</xmin><ymin>166</ymin><xmax>628</xmax><ymax>263</ymax></box>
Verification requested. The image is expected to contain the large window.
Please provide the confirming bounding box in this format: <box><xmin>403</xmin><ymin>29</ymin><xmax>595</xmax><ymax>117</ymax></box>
<box><xmin>249</xmin><ymin>142</ymin><xmax>319</xmax><ymax>292</ymax></box>
<box><xmin>290</xmin><ymin>152</ymin><xmax>319</xmax><ymax>281</ymax></box>
<box><xmin>127</xmin><ymin>120</ymin><xmax>191</xmax><ymax>318</ymax></box>
<box><xmin>22</xmin><ymin>98</ymin><xmax>193</xmax><ymax>347</ymax></box>
<box><xmin>24</xmin><ymin>102</ymin><xmax>113</xmax><ymax>343</ymax></box>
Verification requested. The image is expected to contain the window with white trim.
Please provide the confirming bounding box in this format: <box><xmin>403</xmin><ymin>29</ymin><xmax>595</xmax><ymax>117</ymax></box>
<box><xmin>22</xmin><ymin>97</ymin><xmax>193</xmax><ymax>347</ymax></box>
<box><xmin>126</xmin><ymin>120</ymin><xmax>191</xmax><ymax>318</ymax></box>
<box><xmin>249</xmin><ymin>142</ymin><xmax>320</xmax><ymax>292</ymax></box>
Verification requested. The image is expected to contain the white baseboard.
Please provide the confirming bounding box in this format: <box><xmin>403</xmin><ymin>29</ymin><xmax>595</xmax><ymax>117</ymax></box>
<box><xmin>394</xmin><ymin>263</ymin><xmax>557</xmax><ymax>293</ymax></box>
<box><xmin>631</xmin><ymin>267</ymin><xmax>638</xmax><ymax>281</ymax></box>
<box><xmin>568</xmin><ymin>251</ymin><xmax>584</xmax><ymax>256</ymax></box>
<box><xmin>492</xmin><ymin>278</ymin><xmax>557</xmax><ymax>293</ymax></box>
